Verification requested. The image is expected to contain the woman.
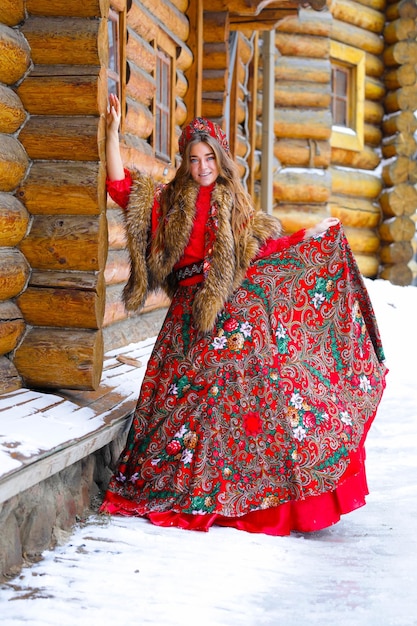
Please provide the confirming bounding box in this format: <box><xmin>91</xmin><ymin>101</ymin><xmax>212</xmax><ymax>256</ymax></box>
<box><xmin>100</xmin><ymin>94</ymin><xmax>387</xmax><ymax>535</ymax></box>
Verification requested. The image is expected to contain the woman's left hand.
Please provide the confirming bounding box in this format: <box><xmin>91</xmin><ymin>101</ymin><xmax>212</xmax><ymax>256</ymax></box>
<box><xmin>305</xmin><ymin>217</ymin><xmax>339</xmax><ymax>239</ymax></box>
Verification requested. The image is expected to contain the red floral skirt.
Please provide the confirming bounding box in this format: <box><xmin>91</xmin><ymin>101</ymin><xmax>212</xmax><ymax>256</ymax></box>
<box><xmin>101</xmin><ymin>224</ymin><xmax>387</xmax><ymax>535</ymax></box>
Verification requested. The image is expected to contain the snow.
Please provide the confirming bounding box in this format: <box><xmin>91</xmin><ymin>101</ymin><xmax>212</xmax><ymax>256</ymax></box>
<box><xmin>1</xmin><ymin>278</ymin><xmax>417</xmax><ymax>626</ymax></box>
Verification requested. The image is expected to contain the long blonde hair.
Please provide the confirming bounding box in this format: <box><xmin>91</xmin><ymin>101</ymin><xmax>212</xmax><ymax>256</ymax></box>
<box><xmin>159</xmin><ymin>134</ymin><xmax>255</xmax><ymax>240</ymax></box>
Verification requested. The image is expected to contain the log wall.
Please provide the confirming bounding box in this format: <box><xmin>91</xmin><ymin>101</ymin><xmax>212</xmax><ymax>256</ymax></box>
<box><xmin>270</xmin><ymin>9</ymin><xmax>333</xmax><ymax>234</ymax></box>
<box><xmin>103</xmin><ymin>0</ymin><xmax>193</xmax><ymax>351</ymax></box>
<box><xmin>5</xmin><ymin>1</ymin><xmax>111</xmax><ymax>392</ymax></box>
<box><xmin>329</xmin><ymin>0</ymin><xmax>387</xmax><ymax>277</ymax></box>
<box><xmin>379</xmin><ymin>0</ymin><xmax>417</xmax><ymax>285</ymax></box>
<box><xmin>269</xmin><ymin>2</ymin><xmax>392</xmax><ymax>278</ymax></box>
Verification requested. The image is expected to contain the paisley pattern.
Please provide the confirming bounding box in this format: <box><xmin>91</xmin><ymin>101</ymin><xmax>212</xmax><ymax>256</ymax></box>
<box><xmin>102</xmin><ymin>224</ymin><xmax>386</xmax><ymax>530</ymax></box>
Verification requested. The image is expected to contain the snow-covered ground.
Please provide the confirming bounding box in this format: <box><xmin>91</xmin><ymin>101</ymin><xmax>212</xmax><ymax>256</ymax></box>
<box><xmin>0</xmin><ymin>277</ymin><xmax>416</xmax><ymax>626</ymax></box>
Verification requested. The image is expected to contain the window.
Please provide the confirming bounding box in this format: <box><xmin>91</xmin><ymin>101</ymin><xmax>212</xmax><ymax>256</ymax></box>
<box><xmin>108</xmin><ymin>6</ymin><xmax>126</xmax><ymax>128</ymax></box>
<box><xmin>155</xmin><ymin>47</ymin><xmax>172</xmax><ymax>161</ymax></box>
<box><xmin>330</xmin><ymin>41</ymin><xmax>365</xmax><ymax>152</ymax></box>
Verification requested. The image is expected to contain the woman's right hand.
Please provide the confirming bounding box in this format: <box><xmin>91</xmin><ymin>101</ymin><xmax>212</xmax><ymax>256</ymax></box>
<box><xmin>107</xmin><ymin>93</ymin><xmax>122</xmax><ymax>136</ymax></box>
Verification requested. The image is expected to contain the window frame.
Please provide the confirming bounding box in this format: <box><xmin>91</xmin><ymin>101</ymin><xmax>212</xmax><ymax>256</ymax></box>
<box><xmin>330</xmin><ymin>41</ymin><xmax>365</xmax><ymax>152</ymax></box>
<box><xmin>151</xmin><ymin>33</ymin><xmax>177</xmax><ymax>165</ymax></box>
<box><xmin>108</xmin><ymin>4</ymin><xmax>127</xmax><ymax>131</ymax></box>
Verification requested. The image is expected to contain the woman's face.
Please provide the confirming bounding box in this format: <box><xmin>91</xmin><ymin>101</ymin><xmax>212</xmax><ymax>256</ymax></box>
<box><xmin>189</xmin><ymin>141</ymin><xmax>219</xmax><ymax>186</ymax></box>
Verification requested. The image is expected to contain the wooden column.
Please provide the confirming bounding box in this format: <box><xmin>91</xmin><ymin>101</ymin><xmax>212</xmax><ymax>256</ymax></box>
<box><xmin>0</xmin><ymin>21</ymin><xmax>31</xmax><ymax>394</ymax></box>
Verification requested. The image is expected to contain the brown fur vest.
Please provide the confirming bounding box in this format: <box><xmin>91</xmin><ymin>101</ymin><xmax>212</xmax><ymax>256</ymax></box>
<box><xmin>122</xmin><ymin>172</ymin><xmax>282</xmax><ymax>332</ymax></box>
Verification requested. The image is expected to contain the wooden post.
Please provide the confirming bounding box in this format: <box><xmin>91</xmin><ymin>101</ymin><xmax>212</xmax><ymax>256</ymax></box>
<box><xmin>261</xmin><ymin>29</ymin><xmax>275</xmax><ymax>215</ymax></box>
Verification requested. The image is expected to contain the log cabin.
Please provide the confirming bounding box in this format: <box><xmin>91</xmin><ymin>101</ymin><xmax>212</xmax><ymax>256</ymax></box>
<box><xmin>0</xmin><ymin>0</ymin><xmax>416</xmax><ymax>578</ymax></box>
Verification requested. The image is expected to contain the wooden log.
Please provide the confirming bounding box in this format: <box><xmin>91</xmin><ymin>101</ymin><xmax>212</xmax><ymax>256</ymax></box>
<box><xmin>364</xmin><ymin>122</ymin><xmax>383</xmax><ymax>147</ymax></box>
<box><xmin>18</xmin><ymin>116</ymin><xmax>100</xmax><ymax>161</ymax></box>
<box><xmin>354</xmin><ymin>0</ymin><xmax>385</xmax><ymax>11</ymax></box>
<box><xmin>202</xmin><ymin>42</ymin><xmax>228</xmax><ymax>70</ymax></box>
<box><xmin>0</xmin><ymin>24</ymin><xmax>31</xmax><ymax>85</ymax></box>
<box><xmin>331</xmin><ymin>167</ymin><xmax>382</xmax><ymax>198</ymax></box>
<box><xmin>139</xmin><ymin>0</ymin><xmax>189</xmax><ymax>43</ymax></box>
<box><xmin>17</xmin><ymin>161</ymin><xmax>104</xmax><ymax>216</ymax></box>
<box><xmin>379</xmin><ymin>215</ymin><xmax>416</xmax><ymax>242</ymax></box>
<box><xmin>25</xmin><ymin>0</ymin><xmax>105</xmax><ymax>18</ymax></box>
<box><xmin>19</xmin><ymin>213</ymin><xmax>107</xmax><ymax>271</ymax></box>
<box><xmin>344</xmin><ymin>226</ymin><xmax>380</xmax><ymax>254</ymax></box>
<box><xmin>0</xmin><ymin>248</ymin><xmax>30</xmax><ymax>300</ymax></box>
<box><xmin>126</xmin><ymin>28</ymin><xmax>155</xmax><ymax>75</ymax></box>
<box><xmin>14</xmin><ymin>328</ymin><xmax>104</xmax><ymax>390</ymax></box>
<box><xmin>103</xmin><ymin>283</ymin><xmax>127</xmax><ymax>326</ymax></box>
<box><xmin>176</xmin><ymin>69</ymin><xmax>188</xmax><ymax>99</ymax></box>
<box><xmin>29</xmin><ymin>268</ymin><xmax>105</xmax><ymax>292</ymax></box>
<box><xmin>382</xmin><ymin>133</ymin><xmax>417</xmax><ymax>159</ymax></box>
<box><xmin>0</xmin><ymin>85</ymin><xmax>26</xmax><ymax>134</ymax></box>
<box><xmin>277</xmin><ymin>10</ymin><xmax>332</xmax><ymax>37</ymax></box>
<box><xmin>17</xmin><ymin>286</ymin><xmax>104</xmax><ymax>329</ymax></box>
<box><xmin>379</xmin><ymin>263</ymin><xmax>413</xmax><ymax>285</ymax></box>
<box><xmin>275</xmin><ymin>32</ymin><xmax>329</xmax><ymax>58</ymax></box>
<box><xmin>127</xmin><ymin>0</ymin><xmax>157</xmax><ymax>41</ymax></box>
<box><xmin>0</xmin><ymin>135</ymin><xmax>29</xmax><ymax>192</ymax></box>
<box><xmin>272</xmin><ymin>203</ymin><xmax>329</xmax><ymax>233</ymax></box>
<box><xmin>384</xmin><ymin>17</ymin><xmax>417</xmax><ymax>43</ymax></box>
<box><xmin>21</xmin><ymin>17</ymin><xmax>103</xmax><ymax>66</ymax></box>
<box><xmin>201</xmin><ymin>96</ymin><xmax>224</xmax><ymax>121</ymax></box>
<box><xmin>274</xmin><ymin>81</ymin><xmax>331</xmax><ymax>108</ymax></box>
<box><xmin>384</xmin><ymin>63</ymin><xmax>417</xmax><ymax>90</ymax></box>
<box><xmin>202</xmin><ymin>11</ymin><xmax>229</xmax><ymax>43</ymax></box>
<box><xmin>124</xmin><ymin>97</ymin><xmax>154</xmax><ymax>140</ymax></box>
<box><xmin>330</xmin><ymin>0</ymin><xmax>385</xmax><ymax>34</ymax></box>
<box><xmin>104</xmin><ymin>249</ymin><xmax>130</xmax><ymax>285</ymax></box>
<box><xmin>107</xmin><ymin>209</ymin><xmax>127</xmax><ymax>249</ymax></box>
<box><xmin>353</xmin><ymin>253</ymin><xmax>379</xmax><ymax>278</ymax></box>
<box><xmin>331</xmin><ymin>145</ymin><xmax>380</xmax><ymax>170</ymax></box>
<box><xmin>175</xmin><ymin>98</ymin><xmax>187</xmax><ymax>127</ymax></box>
<box><xmin>0</xmin><ymin>192</ymin><xmax>29</xmax><ymax>246</ymax></box>
<box><xmin>385</xmin><ymin>85</ymin><xmax>417</xmax><ymax>113</ymax></box>
<box><xmin>386</xmin><ymin>0</ymin><xmax>417</xmax><ymax>21</ymax></box>
<box><xmin>383</xmin><ymin>41</ymin><xmax>417</xmax><ymax>67</ymax></box>
<box><xmin>0</xmin><ymin>356</ymin><xmax>21</xmax><ymax>395</ymax></box>
<box><xmin>202</xmin><ymin>69</ymin><xmax>227</xmax><ymax>93</ymax></box>
<box><xmin>125</xmin><ymin>61</ymin><xmax>156</xmax><ymax>107</ymax></box>
<box><xmin>365</xmin><ymin>75</ymin><xmax>385</xmax><ymax>101</ymax></box>
<box><xmin>382</xmin><ymin>110</ymin><xmax>417</xmax><ymax>136</ymax></box>
<box><xmin>365</xmin><ymin>51</ymin><xmax>384</xmax><ymax>78</ymax></box>
<box><xmin>274</xmin><ymin>138</ymin><xmax>331</xmax><ymax>168</ymax></box>
<box><xmin>1</xmin><ymin>0</ymin><xmax>25</xmax><ymax>27</ymax></box>
<box><xmin>273</xmin><ymin>169</ymin><xmax>331</xmax><ymax>204</ymax></box>
<box><xmin>380</xmin><ymin>241</ymin><xmax>414</xmax><ymax>264</ymax></box>
<box><xmin>364</xmin><ymin>99</ymin><xmax>384</xmax><ymax>124</ymax></box>
<box><xmin>17</xmin><ymin>68</ymin><xmax>106</xmax><ymax>116</ymax></box>
<box><xmin>274</xmin><ymin>108</ymin><xmax>332</xmax><ymax>141</ymax></box>
<box><xmin>382</xmin><ymin>156</ymin><xmax>417</xmax><ymax>186</ymax></box>
<box><xmin>379</xmin><ymin>183</ymin><xmax>417</xmax><ymax>217</ymax></box>
<box><xmin>0</xmin><ymin>302</ymin><xmax>25</xmax><ymax>357</ymax></box>
<box><xmin>331</xmin><ymin>19</ymin><xmax>384</xmax><ymax>55</ymax></box>
<box><xmin>329</xmin><ymin>194</ymin><xmax>381</xmax><ymax>228</ymax></box>
<box><xmin>274</xmin><ymin>57</ymin><xmax>330</xmax><ymax>83</ymax></box>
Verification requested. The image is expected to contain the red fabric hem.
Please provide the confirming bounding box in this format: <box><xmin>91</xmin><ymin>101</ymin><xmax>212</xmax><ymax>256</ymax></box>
<box><xmin>100</xmin><ymin>454</ymin><xmax>369</xmax><ymax>536</ymax></box>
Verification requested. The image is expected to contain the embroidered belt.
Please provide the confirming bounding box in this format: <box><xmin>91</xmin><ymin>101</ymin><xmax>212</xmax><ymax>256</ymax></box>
<box><xmin>175</xmin><ymin>261</ymin><xmax>204</xmax><ymax>282</ymax></box>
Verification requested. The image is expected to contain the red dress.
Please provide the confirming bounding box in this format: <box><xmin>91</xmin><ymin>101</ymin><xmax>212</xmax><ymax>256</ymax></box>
<box><xmin>101</xmin><ymin>173</ymin><xmax>387</xmax><ymax>535</ymax></box>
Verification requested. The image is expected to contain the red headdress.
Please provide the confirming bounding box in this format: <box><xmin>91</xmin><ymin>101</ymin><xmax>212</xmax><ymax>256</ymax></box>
<box><xmin>178</xmin><ymin>117</ymin><xmax>230</xmax><ymax>156</ymax></box>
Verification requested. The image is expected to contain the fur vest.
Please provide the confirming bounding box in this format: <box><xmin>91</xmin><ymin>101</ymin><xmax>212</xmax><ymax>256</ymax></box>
<box><xmin>122</xmin><ymin>172</ymin><xmax>282</xmax><ymax>332</ymax></box>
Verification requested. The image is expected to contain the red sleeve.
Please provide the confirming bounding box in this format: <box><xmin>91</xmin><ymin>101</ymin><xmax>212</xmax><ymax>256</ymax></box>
<box><xmin>106</xmin><ymin>168</ymin><xmax>133</xmax><ymax>210</ymax></box>
<box><xmin>255</xmin><ymin>229</ymin><xmax>306</xmax><ymax>260</ymax></box>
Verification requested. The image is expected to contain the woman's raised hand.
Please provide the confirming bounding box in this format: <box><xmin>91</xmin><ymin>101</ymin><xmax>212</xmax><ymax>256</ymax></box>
<box><xmin>107</xmin><ymin>93</ymin><xmax>122</xmax><ymax>136</ymax></box>
<box><xmin>305</xmin><ymin>217</ymin><xmax>340</xmax><ymax>239</ymax></box>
